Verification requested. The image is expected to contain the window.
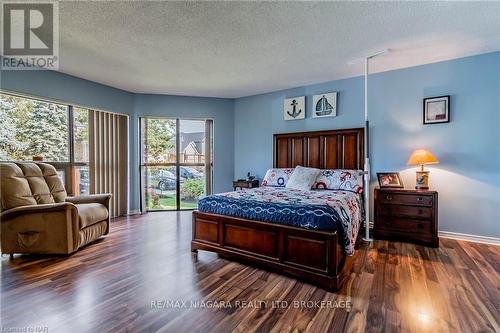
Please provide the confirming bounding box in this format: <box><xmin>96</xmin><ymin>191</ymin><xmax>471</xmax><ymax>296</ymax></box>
<box><xmin>140</xmin><ymin>118</ymin><xmax>213</xmax><ymax>211</ymax></box>
<box><xmin>0</xmin><ymin>92</ymin><xmax>90</xmax><ymax>195</ymax></box>
<box><xmin>0</xmin><ymin>93</ymin><xmax>69</xmax><ymax>161</ymax></box>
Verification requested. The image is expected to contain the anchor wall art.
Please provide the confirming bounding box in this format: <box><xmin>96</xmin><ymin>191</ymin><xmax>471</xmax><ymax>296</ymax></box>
<box><xmin>283</xmin><ymin>96</ymin><xmax>305</xmax><ymax>120</ymax></box>
<box><xmin>312</xmin><ymin>92</ymin><xmax>337</xmax><ymax>118</ymax></box>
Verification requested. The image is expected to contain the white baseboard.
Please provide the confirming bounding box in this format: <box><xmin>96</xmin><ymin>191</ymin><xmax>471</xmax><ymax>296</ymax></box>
<box><xmin>438</xmin><ymin>231</ymin><xmax>500</xmax><ymax>245</ymax></box>
<box><xmin>119</xmin><ymin>217</ymin><xmax>498</xmax><ymax>245</ymax></box>
<box><xmin>366</xmin><ymin>221</ymin><xmax>499</xmax><ymax>245</ymax></box>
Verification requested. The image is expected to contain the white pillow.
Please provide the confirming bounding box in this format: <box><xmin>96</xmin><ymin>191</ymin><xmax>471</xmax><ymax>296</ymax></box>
<box><xmin>262</xmin><ymin>168</ymin><xmax>295</xmax><ymax>187</ymax></box>
<box><xmin>285</xmin><ymin>166</ymin><xmax>321</xmax><ymax>191</ymax></box>
<box><xmin>313</xmin><ymin>169</ymin><xmax>364</xmax><ymax>193</ymax></box>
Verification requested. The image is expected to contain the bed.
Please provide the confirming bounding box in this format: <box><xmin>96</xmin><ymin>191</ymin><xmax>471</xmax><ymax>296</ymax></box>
<box><xmin>191</xmin><ymin>128</ymin><xmax>365</xmax><ymax>291</ymax></box>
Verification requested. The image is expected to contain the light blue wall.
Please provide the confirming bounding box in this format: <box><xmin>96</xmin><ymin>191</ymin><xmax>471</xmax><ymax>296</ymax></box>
<box><xmin>2</xmin><ymin>52</ymin><xmax>499</xmax><ymax>237</ymax></box>
<box><xmin>0</xmin><ymin>68</ymin><xmax>134</xmax><ymax>115</ymax></box>
<box><xmin>1</xmin><ymin>68</ymin><xmax>138</xmax><ymax>208</ymax></box>
<box><xmin>0</xmin><ymin>69</ymin><xmax>235</xmax><ymax>212</ymax></box>
<box><xmin>131</xmin><ymin>94</ymin><xmax>234</xmax><ymax>211</ymax></box>
<box><xmin>234</xmin><ymin>75</ymin><xmax>364</xmax><ymax>177</ymax></box>
<box><xmin>234</xmin><ymin>52</ymin><xmax>500</xmax><ymax>238</ymax></box>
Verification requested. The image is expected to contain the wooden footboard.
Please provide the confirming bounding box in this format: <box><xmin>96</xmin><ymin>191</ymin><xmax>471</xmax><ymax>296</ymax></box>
<box><xmin>191</xmin><ymin>210</ymin><xmax>353</xmax><ymax>291</ymax></box>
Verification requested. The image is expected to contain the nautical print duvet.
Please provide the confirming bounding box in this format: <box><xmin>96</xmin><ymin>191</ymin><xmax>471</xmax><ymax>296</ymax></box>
<box><xmin>198</xmin><ymin>187</ymin><xmax>363</xmax><ymax>255</ymax></box>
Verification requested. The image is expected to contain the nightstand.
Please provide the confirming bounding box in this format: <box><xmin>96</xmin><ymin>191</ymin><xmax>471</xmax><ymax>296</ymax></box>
<box><xmin>374</xmin><ymin>188</ymin><xmax>439</xmax><ymax>247</ymax></box>
<box><xmin>233</xmin><ymin>179</ymin><xmax>259</xmax><ymax>191</ymax></box>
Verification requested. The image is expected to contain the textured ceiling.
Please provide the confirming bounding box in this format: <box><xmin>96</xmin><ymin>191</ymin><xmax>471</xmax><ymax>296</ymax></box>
<box><xmin>56</xmin><ymin>1</ymin><xmax>500</xmax><ymax>98</ymax></box>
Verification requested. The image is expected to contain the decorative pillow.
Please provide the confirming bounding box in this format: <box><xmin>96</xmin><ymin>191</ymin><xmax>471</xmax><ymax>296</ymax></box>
<box><xmin>313</xmin><ymin>169</ymin><xmax>364</xmax><ymax>193</ymax></box>
<box><xmin>262</xmin><ymin>168</ymin><xmax>295</xmax><ymax>187</ymax></box>
<box><xmin>285</xmin><ymin>166</ymin><xmax>321</xmax><ymax>191</ymax></box>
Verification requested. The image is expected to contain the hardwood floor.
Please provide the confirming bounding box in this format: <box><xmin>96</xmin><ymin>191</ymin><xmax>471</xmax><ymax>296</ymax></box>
<box><xmin>1</xmin><ymin>212</ymin><xmax>499</xmax><ymax>333</ymax></box>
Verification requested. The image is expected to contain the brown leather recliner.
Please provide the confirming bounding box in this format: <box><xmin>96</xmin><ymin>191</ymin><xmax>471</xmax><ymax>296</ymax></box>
<box><xmin>0</xmin><ymin>162</ymin><xmax>111</xmax><ymax>255</ymax></box>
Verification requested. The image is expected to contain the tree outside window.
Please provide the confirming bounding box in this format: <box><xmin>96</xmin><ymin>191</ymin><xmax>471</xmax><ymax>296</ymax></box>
<box><xmin>1</xmin><ymin>93</ymin><xmax>90</xmax><ymax>195</ymax></box>
<box><xmin>0</xmin><ymin>94</ymin><xmax>69</xmax><ymax>161</ymax></box>
<box><xmin>73</xmin><ymin>107</ymin><xmax>89</xmax><ymax>162</ymax></box>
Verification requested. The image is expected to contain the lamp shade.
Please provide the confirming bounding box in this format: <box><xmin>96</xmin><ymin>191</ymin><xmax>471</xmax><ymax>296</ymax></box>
<box><xmin>407</xmin><ymin>149</ymin><xmax>439</xmax><ymax>166</ymax></box>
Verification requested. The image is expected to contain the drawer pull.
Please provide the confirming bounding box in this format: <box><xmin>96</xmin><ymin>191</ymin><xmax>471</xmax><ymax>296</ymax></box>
<box><xmin>386</xmin><ymin>195</ymin><xmax>392</xmax><ymax>201</ymax></box>
<box><xmin>417</xmin><ymin>197</ymin><xmax>424</xmax><ymax>202</ymax></box>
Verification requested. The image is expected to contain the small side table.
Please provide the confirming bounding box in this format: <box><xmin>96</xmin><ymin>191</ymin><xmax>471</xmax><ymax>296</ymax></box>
<box><xmin>374</xmin><ymin>188</ymin><xmax>439</xmax><ymax>247</ymax></box>
<box><xmin>233</xmin><ymin>179</ymin><xmax>259</xmax><ymax>191</ymax></box>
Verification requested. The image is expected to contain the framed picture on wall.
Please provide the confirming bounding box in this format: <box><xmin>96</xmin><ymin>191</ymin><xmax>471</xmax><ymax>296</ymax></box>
<box><xmin>377</xmin><ymin>172</ymin><xmax>404</xmax><ymax>188</ymax></box>
<box><xmin>283</xmin><ymin>96</ymin><xmax>305</xmax><ymax>120</ymax></box>
<box><xmin>423</xmin><ymin>95</ymin><xmax>450</xmax><ymax>124</ymax></box>
<box><xmin>312</xmin><ymin>92</ymin><xmax>337</xmax><ymax>118</ymax></box>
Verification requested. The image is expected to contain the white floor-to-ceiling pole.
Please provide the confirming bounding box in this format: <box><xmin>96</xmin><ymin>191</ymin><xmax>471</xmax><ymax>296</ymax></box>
<box><xmin>363</xmin><ymin>49</ymin><xmax>389</xmax><ymax>242</ymax></box>
<box><xmin>363</xmin><ymin>55</ymin><xmax>371</xmax><ymax>242</ymax></box>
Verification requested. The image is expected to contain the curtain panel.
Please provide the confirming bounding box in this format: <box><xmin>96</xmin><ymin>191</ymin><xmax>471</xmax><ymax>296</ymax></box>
<box><xmin>89</xmin><ymin>110</ymin><xmax>128</xmax><ymax>217</ymax></box>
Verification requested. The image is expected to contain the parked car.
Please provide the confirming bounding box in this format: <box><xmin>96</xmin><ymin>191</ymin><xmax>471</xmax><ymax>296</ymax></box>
<box><xmin>182</xmin><ymin>167</ymin><xmax>203</xmax><ymax>179</ymax></box>
<box><xmin>167</xmin><ymin>166</ymin><xmax>203</xmax><ymax>179</ymax></box>
<box><xmin>152</xmin><ymin>170</ymin><xmax>185</xmax><ymax>191</ymax></box>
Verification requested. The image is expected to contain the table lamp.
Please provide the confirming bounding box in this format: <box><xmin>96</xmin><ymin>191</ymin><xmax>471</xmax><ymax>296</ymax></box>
<box><xmin>407</xmin><ymin>149</ymin><xmax>439</xmax><ymax>190</ymax></box>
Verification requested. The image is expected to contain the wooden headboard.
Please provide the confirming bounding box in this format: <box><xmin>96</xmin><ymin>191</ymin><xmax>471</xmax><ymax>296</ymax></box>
<box><xmin>273</xmin><ymin>128</ymin><xmax>364</xmax><ymax>170</ymax></box>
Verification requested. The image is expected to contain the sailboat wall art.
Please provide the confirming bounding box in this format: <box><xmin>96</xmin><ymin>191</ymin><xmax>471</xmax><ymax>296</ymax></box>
<box><xmin>312</xmin><ymin>92</ymin><xmax>337</xmax><ymax>118</ymax></box>
<box><xmin>283</xmin><ymin>96</ymin><xmax>305</xmax><ymax>121</ymax></box>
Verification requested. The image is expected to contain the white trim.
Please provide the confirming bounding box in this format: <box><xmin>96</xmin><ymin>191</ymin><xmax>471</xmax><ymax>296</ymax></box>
<box><xmin>439</xmin><ymin>231</ymin><xmax>500</xmax><ymax>245</ymax></box>
<box><xmin>127</xmin><ymin>209</ymin><xmax>142</xmax><ymax>216</ymax></box>
<box><xmin>365</xmin><ymin>223</ymin><xmax>499</xmax><ymax>245</ymax></box>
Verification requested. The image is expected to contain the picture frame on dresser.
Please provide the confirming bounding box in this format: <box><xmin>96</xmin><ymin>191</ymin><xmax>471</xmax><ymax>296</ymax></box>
<box><xmin>377</xmin><ymin>172</ymin><xmax>404</xmax><ymax>188</ymax></box>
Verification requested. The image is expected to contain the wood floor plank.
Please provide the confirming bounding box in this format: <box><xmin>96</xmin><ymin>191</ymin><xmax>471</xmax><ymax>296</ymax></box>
<box><xmin>1</xmin><ymin>211</ymin><xmax>499</xmax><ymax>333</ymax></box>
<box><xmin>342</xmin><ymin>271</ymin><xmax>373</xmax><ymax>333</ymax></box>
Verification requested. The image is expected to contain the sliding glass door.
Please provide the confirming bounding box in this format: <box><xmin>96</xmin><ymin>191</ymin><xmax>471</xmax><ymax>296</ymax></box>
<box><xmin>140</xmin><ymin>118</ymin><xmax>213</xmax><ymax>211</ymax></box>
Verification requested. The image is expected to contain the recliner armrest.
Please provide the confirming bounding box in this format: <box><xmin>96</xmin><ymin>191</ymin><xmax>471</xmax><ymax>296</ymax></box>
<box><xmin>0</xmin><ymin>202</ymin><xmax>77</xmax><ymax>220</ymax></box>
<box><xmin>66</xmin><ymin>194</ymin><xmax>112</xmax><ymax>209</ymax></box>
<box><xmin>0</xmin><ymin>202</ymin><xmax>80</xmax><ymax>253</ymax></box>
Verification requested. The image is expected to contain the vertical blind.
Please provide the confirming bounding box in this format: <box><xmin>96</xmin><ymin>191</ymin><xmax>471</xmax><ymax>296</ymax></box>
<box><xmin>89</xmin><ymin>110</ymin><xmax>128</xmax><ymax>217</ymax></box>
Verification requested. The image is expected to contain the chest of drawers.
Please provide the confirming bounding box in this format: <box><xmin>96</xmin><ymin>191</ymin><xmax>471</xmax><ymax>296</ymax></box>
<box><xmin>374</xmin><ymin>188</ymin><xmax>439</xmax><ymax>247</ymax></box>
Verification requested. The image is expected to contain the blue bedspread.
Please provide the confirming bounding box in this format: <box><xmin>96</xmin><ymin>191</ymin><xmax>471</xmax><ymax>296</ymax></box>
<box><xmin>197</xmin><ymin>187</ymin><xmax>362</xmax><ymax>255</ymax></box>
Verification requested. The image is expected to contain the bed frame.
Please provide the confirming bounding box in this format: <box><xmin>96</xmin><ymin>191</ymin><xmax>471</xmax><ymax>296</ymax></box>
<box><xmin>192</xmin><ymin>128</ymin><xmax>364</xmax><ymax>291</ymax></box>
